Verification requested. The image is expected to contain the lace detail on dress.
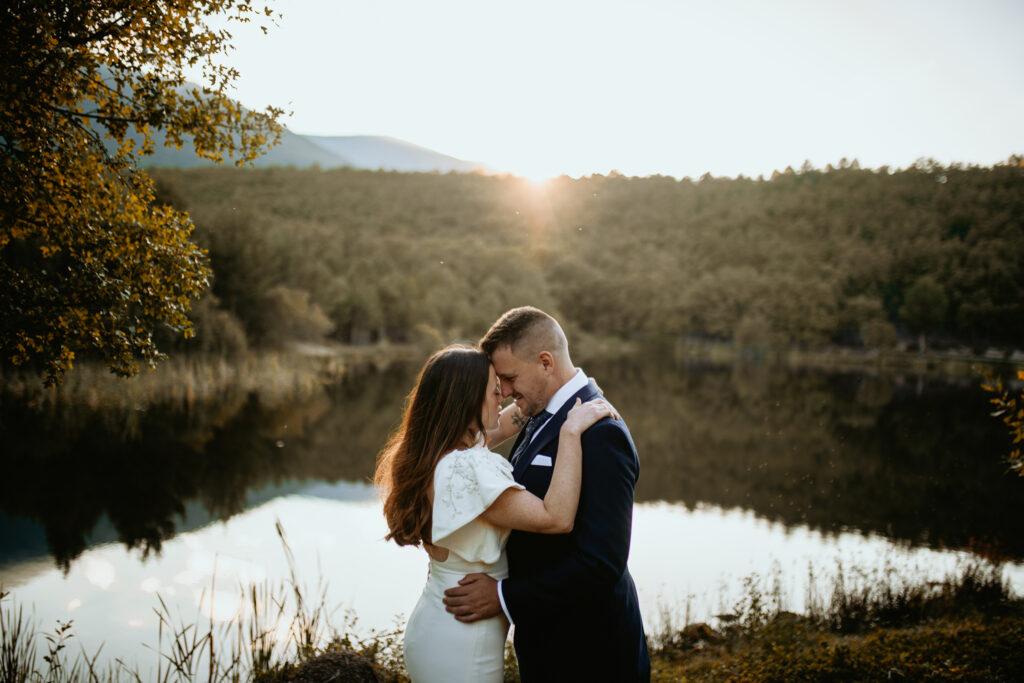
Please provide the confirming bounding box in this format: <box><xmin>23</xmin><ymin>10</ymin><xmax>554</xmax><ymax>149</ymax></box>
<box><xmin>431</xmin><ymin>446</ymin><xmax>524</xmax><ymax>562</ymax></box>
<box><xmin>441</xmin><ymin>448</ymin><xmax>512</xmax><ymax>518</ymax></box>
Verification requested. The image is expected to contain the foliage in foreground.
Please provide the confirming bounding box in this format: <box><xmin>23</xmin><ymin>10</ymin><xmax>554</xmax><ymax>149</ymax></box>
<box><xmin>654</xmin><ymin>614</ymin><xmax>1024</xmax><ymax>682</ymax></box>
<box><xmin>0</xmin><ymin>522</ymin><xmax>408</xmax><ymax>682</ymax></box>
<box><xmin>652</xmin><ymin>561</ymin><xmax>1022</xmax><ymax>682</ymax></box>
<box><xmin>1</xmin><ymin>1</ymin><xmax>285</xmax><ymax>383</ymax></box>
<box><xmin>982</xmin><ymin>369</ymin><xmax>1024</xmax><ymax>477</ymax></box>
<box><xmin>2</xmin><ymin>555</ymin><xmax>1019</xmax><ymax>682</ymax></box>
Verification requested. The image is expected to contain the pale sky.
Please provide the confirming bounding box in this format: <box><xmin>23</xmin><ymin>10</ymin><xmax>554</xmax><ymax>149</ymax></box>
<box><xmin>190</xmin><ymin>0</ymin><xmax>1024</xmax><ymax>179</ymax></box>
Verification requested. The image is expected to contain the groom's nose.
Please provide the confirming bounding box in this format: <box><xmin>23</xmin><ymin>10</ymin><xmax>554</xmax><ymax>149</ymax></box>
<box><xmin>500</xmin><ymin>383</ymin><xmax>513</xmax><ymax>399</ymax></box>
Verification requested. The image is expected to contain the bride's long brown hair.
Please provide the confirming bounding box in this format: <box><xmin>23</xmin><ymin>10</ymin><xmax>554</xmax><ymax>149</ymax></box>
<box><xmin>374</xmin><ymin>344</ymin><xmax>491</xmax><ymax>546</ymax></box>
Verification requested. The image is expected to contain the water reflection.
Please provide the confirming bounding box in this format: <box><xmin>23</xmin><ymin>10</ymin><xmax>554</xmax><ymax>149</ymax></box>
<box><xmin>0</xmin><ymin>363</ymin><xmax>410</xmax><ymax>571</ymax></box>
<box><xmin>1</xmin><ymin>356</ymin><xmax>1022</xmax><ymax>577</ymax></box>
<box><xmin>605</xmin><ymin>360</ymin><xmax>1024</xmax><ymax>559</ymax></box>
<box><xmin>4</xmin><ymin>493</ymin><xmax>1021</xmax><ymax>672</ymax></box>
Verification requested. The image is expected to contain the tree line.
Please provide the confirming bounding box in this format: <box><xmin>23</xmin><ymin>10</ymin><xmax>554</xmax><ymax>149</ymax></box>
<box><xmin>148</xmin><ymin>158</ymin><xmax>1024</xmax><ymax>356</ymax></box>
<box><xmin>7</xmin><ymin>2</ymin><xmax>1020</xmax><ymax>382</ymax></box>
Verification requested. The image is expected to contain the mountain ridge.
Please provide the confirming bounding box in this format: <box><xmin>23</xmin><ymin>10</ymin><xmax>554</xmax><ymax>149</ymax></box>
<box><xmin>303</xmin><ymin>134</ymin><xmax>485</xmax><ymax>174</ymax></box>
<box><xmin>133</xmin><ymin>128</ymin><xmax>483</xmax><ymax>174</ymax></box>
<box><xmin>91</xmin><ymin>72</ymin><xmax>486</xmax><ymax>173</ymax></box>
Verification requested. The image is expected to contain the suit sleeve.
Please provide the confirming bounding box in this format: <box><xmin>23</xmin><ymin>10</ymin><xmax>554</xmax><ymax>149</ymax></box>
<box><xmin>500</xmin><ymin>420</ymin><xmax>638</xmax><ymax>621</ymax></box>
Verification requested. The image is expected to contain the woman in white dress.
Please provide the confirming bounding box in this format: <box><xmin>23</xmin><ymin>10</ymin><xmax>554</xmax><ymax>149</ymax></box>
<box><xmin>373</xmin><ymin>344</ymin><xmax>614</xmax><ymax>683</ymax></box>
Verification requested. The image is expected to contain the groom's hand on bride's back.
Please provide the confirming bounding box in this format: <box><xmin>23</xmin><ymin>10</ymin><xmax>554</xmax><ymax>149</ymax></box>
<box><xmin>442</xmin><ymin>573</ymin><xmax>500</xmax><ymax>623</ymax></box>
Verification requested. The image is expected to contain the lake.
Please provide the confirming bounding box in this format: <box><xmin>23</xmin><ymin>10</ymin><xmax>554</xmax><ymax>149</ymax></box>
<box><xmin>2</xmin><ymin>354</ymin><xmax>1023</xmax><ymax>671</ymax></box>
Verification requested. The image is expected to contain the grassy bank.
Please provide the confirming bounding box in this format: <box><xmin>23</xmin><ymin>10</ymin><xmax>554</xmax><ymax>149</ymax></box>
<box><xmin>4</xmin><ymin>337</ymin><xmax>1016</xmax><ymax>412</ymax></box>
<box><xmin>2</xmin><ymin>551</ymin><xmax>1019</xmax><ymax>682</ymax></box>
<box><xmin>653</xmin><ymin>613</ymin><xmax>1024</xmax><ymax>681</ymax></box>
<box><xmin>671</xmin><ymin>338</ymin><xmax>1024</xmax><ymax>380</ymax></box>
<box><xmin>650</xmin><ymin>562</ymin><xmax>1022</xmax><ymax>681</ymax></box>
<box><xmin>0</xmin><ymin>344</ymin><xmax>420</xmax><ymax>411</ymax></box>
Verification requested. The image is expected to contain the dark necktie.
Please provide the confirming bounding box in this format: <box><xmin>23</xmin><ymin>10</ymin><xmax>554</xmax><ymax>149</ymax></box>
<box><xmin>511</xmin><ymin>410</ymin><xmax>551</xmax><ymax>466</ymax></box>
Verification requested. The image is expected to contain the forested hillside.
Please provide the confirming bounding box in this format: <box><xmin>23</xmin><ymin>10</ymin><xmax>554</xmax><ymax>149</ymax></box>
<box><xmin>152</xmin><ymin>159</ymin><xmax>1024</xmax><ymax>354</ymax></box>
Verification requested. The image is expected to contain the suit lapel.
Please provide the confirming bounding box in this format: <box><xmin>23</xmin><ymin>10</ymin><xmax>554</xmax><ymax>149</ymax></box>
<box><xmin>513</xmin><ymin>380</ymin><xmax>602</xmax><ymax>481</ymax></box>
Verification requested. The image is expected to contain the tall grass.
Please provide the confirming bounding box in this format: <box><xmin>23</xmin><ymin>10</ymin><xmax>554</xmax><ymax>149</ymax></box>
<box><xmin>649</xmin><ymin>561</ymin><xmax>1022</xmax><ymax>682</ymax></box>
<box><xmin>0</xmin><ymin>522</ymin><xmax>407</xmax><ymax>682</ymax></box>
<box><xmin>0</xmin><ymin>345</ymin><xmax>419</xmax><ymax>412</ymax></box>
<box><xmin>0</xmin><ymin>594</ymin><xmax>109</xmax><ymax>683</ymax></box>
<box><xmin>651</xmin><ymin>558</ymin><xmax>1016</xmax><ymax>655</ymax></box>
<box><xmin>3</xmin><ymin>546</ymin><xmax>1016</xmax><ymax>681</ymax></box>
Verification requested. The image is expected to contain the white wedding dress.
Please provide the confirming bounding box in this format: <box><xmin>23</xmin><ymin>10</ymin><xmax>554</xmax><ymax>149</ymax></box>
<box><xmin>403</xmin><ymin>444</ymin><xmax>524</xmax><ymax>683</ymax></box>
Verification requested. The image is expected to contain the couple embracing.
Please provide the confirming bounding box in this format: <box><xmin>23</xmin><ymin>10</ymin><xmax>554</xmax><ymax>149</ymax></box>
<box><xmin>374</xmin><ymin>307</ymin><xmax>650</xmax><ymax>682</ymax></box>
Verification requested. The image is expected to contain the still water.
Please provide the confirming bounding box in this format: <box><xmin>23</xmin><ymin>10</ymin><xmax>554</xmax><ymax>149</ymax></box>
<box><xmin>2</xmin><ymin>357</ymin><xmax>1023</xmax><ymax>669</ymax></box>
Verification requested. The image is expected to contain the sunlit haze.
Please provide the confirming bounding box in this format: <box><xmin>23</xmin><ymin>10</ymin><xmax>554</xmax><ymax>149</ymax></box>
<box><xmin>190</xmin><ymin>0</ymin><xmax>1023</xmax><ymax>179</ymax></box>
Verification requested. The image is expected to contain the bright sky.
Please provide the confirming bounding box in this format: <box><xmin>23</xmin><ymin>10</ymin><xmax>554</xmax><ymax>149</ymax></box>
<box><xmin>193</xmin><ymin>0</ymin><xmax>1024</xmax><ymax>180</ymax></box>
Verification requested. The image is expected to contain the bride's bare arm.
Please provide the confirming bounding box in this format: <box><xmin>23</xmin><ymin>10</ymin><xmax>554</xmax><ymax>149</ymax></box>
<box><xmin>485</xmin><ymin>402</ymin><xmax>528</xmax><ymax>448</ymax></box>
<box><xmin>481</xmin><ymin>398</ymin><xmax>617</xmax><ymax>534</ymax></box>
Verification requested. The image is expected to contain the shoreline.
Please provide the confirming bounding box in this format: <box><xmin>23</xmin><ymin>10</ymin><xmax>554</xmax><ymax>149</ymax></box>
<box><xmin>2</xmin><ymin>338</ymin><xmax>1019</xmax><ymax>406</ymax></box>
<box><xmin>1</xmin><ymin>560</ymin><xmax>1019</xmax><ymax>682</ymax></box>
<box><xmin>667</xmin><ymin>338</ymin><xmax>1024</xmax><ymax>379</ymax></box>
<box><xmin>0</xmin><ymin>343</ymin><xmax>423</xmax><ymax>409</ymax></box>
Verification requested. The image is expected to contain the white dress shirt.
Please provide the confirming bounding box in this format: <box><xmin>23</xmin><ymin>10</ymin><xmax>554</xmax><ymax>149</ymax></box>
<box><xmin>497</xmin><ymin>368</ymin><xmax>589</xmax><ymax>623</ymax></box>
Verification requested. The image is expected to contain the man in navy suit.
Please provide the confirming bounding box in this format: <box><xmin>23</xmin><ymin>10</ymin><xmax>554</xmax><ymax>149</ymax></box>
<box><xmin>443</xmin><ymin>306</ymin><xmax>650</xmax><ymax>682</ymax></box>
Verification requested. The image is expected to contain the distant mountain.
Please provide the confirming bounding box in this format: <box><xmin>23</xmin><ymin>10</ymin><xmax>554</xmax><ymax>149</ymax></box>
<box><xmin>95</xmin><ymin>74</ymin><xmax>482</xmax><ymax>172</ymax></box>
<box><xmin>133</xmin><ymin>126</ymin><xmax>349</xmax><ymax>169</ymax></box>
<box><xmin>129</xmin><ymin>128</ymin><xmax>482</xmax><ymax>174</ymax></box>
<box><xmin>304</xmin><ymin>134</ymin><xmax>484</xmax><ymax>173</ymax></box>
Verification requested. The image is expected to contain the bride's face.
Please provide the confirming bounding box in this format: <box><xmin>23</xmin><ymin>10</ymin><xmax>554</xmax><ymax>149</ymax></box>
<box><xmin>480</xmin><ymin>366</ymin><xmax>502</xmax><ymax>431</ymax></box>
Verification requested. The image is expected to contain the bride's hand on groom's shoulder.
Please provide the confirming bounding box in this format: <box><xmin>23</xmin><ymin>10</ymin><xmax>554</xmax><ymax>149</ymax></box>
<box><xmin>562</xmin><ymin>398</ymin><xmax>619</xmax><ymax>437</ymax></box>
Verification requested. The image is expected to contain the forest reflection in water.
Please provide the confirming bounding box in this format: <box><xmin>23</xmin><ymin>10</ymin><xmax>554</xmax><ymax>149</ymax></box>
<box><xmin>1</xmin><ymin>354</ymin><xmax>1022</xmax><ymax>576</ymax></box>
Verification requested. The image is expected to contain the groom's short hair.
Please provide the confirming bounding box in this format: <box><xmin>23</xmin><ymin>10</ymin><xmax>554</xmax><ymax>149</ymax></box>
<box><xmin>480</xmin><ymin>306</ymin><xmax>567</xmax><ymax>360</ymax></box>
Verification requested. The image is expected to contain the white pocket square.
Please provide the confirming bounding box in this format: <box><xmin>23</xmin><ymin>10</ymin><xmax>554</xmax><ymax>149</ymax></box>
<box><xmin>530</xmin><ymin>454</ymin><xmax>553</xmax><ymax>467</ymax></box>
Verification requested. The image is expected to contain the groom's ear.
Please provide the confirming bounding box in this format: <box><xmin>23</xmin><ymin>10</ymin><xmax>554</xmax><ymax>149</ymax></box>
<box><xmin>538</xmin><ymin>350</ymin><xmax>555</xmax><ymax>372</ymax></box>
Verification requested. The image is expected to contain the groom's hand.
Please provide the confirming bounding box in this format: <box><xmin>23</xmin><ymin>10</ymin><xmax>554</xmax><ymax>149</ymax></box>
<box><xmin>443</xmin><ymin>573</ymin><xmax>500</xmax><ymax>623</ymax></box>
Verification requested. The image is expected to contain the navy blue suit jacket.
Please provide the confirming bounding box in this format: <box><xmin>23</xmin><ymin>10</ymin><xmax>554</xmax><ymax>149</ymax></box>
<box><xmin>502</xmin><ymin>379</ymin><xmax>650</xmax><ymax>682</ymax></box>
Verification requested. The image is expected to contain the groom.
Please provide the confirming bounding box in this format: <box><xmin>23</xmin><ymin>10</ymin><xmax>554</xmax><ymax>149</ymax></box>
<box><xmin>443</xmin><ymin>306</ymin><xmax>650</xmax><ymax>682</ymax></box>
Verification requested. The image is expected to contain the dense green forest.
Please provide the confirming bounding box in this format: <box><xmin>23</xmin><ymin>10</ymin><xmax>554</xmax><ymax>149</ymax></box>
<box><xmin>151</xmin><ymin>158</ymin><xmax>1024</xmax><ymax>355</ymax></box>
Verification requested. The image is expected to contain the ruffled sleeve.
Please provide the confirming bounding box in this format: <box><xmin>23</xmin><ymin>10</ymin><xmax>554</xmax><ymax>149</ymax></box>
<box><xmin>431</xmin><ymin>446</ymin><xmax>524</xmax><ymax>561</ymax></box>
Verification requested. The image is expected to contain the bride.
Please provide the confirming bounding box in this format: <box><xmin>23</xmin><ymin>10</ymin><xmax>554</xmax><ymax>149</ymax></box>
<box><xmin>373</xmin><ymin>344</ymin><xmax>615</xmax><ymax>682</ymax></box>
